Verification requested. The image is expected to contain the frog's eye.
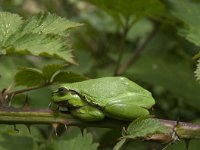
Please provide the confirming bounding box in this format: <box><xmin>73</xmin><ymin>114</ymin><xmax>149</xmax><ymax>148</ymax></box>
<box><xmin>58</xmin><ymin>87</ymin><xmax>68</xmax><ymax>96</ymax></box>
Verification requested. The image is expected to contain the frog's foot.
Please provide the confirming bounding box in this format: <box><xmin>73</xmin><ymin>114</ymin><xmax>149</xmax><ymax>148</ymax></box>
<box><xmin>70</xmin><ymin>106</ymin><xmax>105</xmax><ymax>122</ymax></box>
<box><xmin>49</xmin><ymin>102</ymin><xmax>59</xmax><ymax>111</ymax></box>
<box><xmin>104</xmin><ymin>101</ymin><xmax>149</xmax><ymax>120</ymax></box>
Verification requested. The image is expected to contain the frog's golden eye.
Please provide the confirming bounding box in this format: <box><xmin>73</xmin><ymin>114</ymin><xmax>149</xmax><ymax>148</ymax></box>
<box><xmin>58</xmin><ymin>87</ymin><xmax>68</xmax><ymax>96</ymax></box>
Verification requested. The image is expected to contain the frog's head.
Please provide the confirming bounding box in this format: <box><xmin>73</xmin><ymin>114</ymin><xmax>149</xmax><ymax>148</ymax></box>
<box><xmin>51</xmin><ymin>87</ymin><xmax>80</xmax><ymax>104</ymax></box>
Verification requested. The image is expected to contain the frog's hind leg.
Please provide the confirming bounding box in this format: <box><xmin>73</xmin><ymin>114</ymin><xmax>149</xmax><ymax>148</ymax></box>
<box><xmin>104</xmin><ymin>101</ymin><xmax>149</xmax><ymax>121</ymax></box>
<box><xmin>70</xmin><ymin>105</ymin><xmax>105</xmax><ymax>122</ymax></box>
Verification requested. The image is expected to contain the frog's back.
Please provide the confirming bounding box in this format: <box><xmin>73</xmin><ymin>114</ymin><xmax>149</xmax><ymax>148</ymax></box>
<box><xmin>64</xmin><ymin>77</ymin><xmax>151</xmax><ymax>105</ymax></box>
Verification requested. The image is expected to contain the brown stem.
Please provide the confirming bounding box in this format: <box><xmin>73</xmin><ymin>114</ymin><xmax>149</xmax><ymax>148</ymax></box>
<box><xmin>116</xmin><ymin>23</ymin><xmax>160</xmax><ymax>75</ymax></box>
<box><xmin>8</xmin><ymin>84</ymin><xmax>51</xmax><ymax>96</ymax></box>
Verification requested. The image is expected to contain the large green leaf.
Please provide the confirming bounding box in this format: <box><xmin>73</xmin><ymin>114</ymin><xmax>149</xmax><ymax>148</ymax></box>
<box><xmin>0</xmin><ymin>12</ymin><xmax>81</xmax><ymax>63</ymax></box>
<box><xmin>5</xmin><ymin>33</ymin><xmax>73</xmax><ymax>62</ymax></box>
<box><xmin>168</xmin><ymin>0</ymin><xmax>200</xmax><ymax>47</ymax></box>
<box><xmin>18</xmin><ymin>12</ymin><xmax>81</xmax><ymax>37</ymax></box>
<box><xmin>0</xmin><ymin>12</ymin><xmax>22</xmax><ymax>46</ymax></box>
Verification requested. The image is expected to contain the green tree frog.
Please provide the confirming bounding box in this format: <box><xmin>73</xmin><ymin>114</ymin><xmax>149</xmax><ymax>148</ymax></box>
<box><xmin>49</xmin><ymin>77</ymin><xmax>155</xmax><ymax>122</ymax></box>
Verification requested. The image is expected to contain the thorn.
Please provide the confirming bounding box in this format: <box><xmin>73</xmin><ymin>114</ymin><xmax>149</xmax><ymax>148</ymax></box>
<box><xmin>52</xmin><ymin>123</ymin><xmax>59</xmax><ymax>136</ymax></box>
<box><xmin>64</xmin><ymin>124</ymin><xmax>68</xmax><ymax>132</ymax></box>
<box><xmin>79</xmin><ymin>127</ymin><xmax>85</xmax><ymax>135</ymax></box>
<box><xmin>22</xmin><ymin>95</ymin><xmax>29</xmax><ymax>110</ymax></box>
<box><xmin>26</xmin><ymin>124</ymin><xmax>31</xmax><ymax>134</ymax></box>
<box><xmin>184</xmin><ymin>139</ymin><xmax>190</xmax><ymax>150</ymax></box>
<box><xmin>171</xmin><ymin>120</ymin><xmax>180</xmax><ymax>142</ymax></box>
<box><xmin>162</xmin><ymin>120</ymin><xmax>180</xmax><ymax>150</ymax></box>
<box><xmin>7</xmin><ymin>84</ymin><xmax>13</xmax><ymax>91</ymax></box>
<box><xmin>1</xmin><ymin>88</ymin><xmax>7</xmax><ymax>94</ymax></box>
<box><xmin>14</xmin><ymin>124</ymin><xmax>19</xmax><ymax>132</ymax></box>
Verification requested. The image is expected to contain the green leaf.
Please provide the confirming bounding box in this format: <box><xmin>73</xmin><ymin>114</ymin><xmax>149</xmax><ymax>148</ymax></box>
<box><xmin>14</xmin><ymin>66</ymin><xmax>87</xmax><ymax>87</ymax></box>
<box><xmin>18</xmin><ymin>12</ymin><xmax>81</xmax><ymax>37</ymax></box>
<box><xmin>0</xmin><ymin>12</ymin><xmax>23</xmax><ymax>45</ymax></box>
<box><xmin>42</xmin><ymin>64</ymin><xmax>64</xmax><ymax>82</ymax></box>
<box><xmin>0</xmin><ymin>12</ymin><xmax>80</xmax><ymax>63</ymax></box>
<box><xmin>15</xmin><ymin>68</ymin><xmax>44</xmax><ymax>87</ymax></box>
<box><xmin>114</xmin><ymin>117</ymin><xmax>169</xmax><ymax>149</ymax></box>
<box><xmin>5</xmin><ymin>33</ymin><xmax>74</xmax><ymax>62</ymax></box>
<box><xmin>52</xmin><ymin>71</ymin><xmax>87</xmax><ymax>83</ymax></box>
<box><xmin>123</xmin><ymin>117</ymin><xmax>169</xmax><ymax>139</ymax></box>
<box><xmin>195</xmin><ymin>60</ymin><xmax>200</xmax><ymax>81</ymax></box>
<box><xmin>168</xmin><ymin>0</ymin><xmax>200</xmax><ymax>47</ymax></box>
<box><xmin>49</xmin><ymin>130</ymin><xmax>99</xmax><ymax>150</ymax></box>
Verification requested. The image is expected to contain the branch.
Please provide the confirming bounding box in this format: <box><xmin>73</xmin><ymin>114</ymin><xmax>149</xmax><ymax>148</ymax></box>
<box><xmin>0</xmin><ymin>107</ymin><xmax>126</xmax><ymax>128</ymax></box>
<box><xmin>116</xmin><ymin>22</ymin><xmax>160</xmax><ymax>75</ymax></box>
<box><xmin>0</xmin><ymin>108</ymin><xmax>199</xmax><ymax>141</ymax></box>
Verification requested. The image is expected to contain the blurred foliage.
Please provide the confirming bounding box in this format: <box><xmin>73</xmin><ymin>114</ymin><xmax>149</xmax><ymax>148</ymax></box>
<box><xmin>39</xmin><ymin>128</ymin><xmax>99</xmax><ymax>150</ymax></box>
<box><xmin>0</xmin><ymin>0</ymin><xmax>200</xmax><ymax>149</ymax></box>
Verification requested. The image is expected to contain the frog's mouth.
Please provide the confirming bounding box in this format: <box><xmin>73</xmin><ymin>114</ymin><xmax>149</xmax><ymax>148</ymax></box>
<box><xmin>54</xmin><ymin>100</ymin><xmax>69</xmax><ymax>106</ymax></box>
<box><xmin>51</xmin><ymin>91</ymin><xmax>83</xmax><ymax>109</ymax></box>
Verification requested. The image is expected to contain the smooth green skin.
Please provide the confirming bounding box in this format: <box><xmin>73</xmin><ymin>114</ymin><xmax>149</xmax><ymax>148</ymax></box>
<box><xmin>50</xmin><ymin>77</ymin><xmax>155</xmax><ymax>122</ymax></box>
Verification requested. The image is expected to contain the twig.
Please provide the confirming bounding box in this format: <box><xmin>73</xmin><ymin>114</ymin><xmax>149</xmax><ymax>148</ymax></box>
<box><xmin>0</xmin><ymin>108</ymin><xmax>199</xmax><ymax>141</ymax></box>
<box><xmin>116</xmin><ymin>22</ymin><xmax>160</xmax><ymax>75</ymax></box>
<box><xmin>0</xmin><ymin>83</ymin><xmax>52</xmax><ymax>107</ymax></box>
<box><xmin>8</xmin><ymin>84</ymin><xmax>50</xmax><ymax>96</ymax></box>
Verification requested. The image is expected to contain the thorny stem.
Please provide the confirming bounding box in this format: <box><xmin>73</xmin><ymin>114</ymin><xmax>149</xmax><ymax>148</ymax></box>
<box><xmin>116</xmin><ymin>22</ymin><xmax>160</xmax><ymax>75</ymax></box>
<box><xmin>0</xmin><ymin>108</ymin><xmax>199</xmax><ymax>142</ymax></box>
<box><xmin>0</xmin><ymin>108</ymin><xmax>126</xmax><ymax>128</ymax></box>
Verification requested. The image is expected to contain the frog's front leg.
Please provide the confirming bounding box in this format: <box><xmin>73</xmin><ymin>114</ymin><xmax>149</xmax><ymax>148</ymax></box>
<box><xmin>70</xmin><ymin>105</ymin><xmax>105</xmax><ymax>122</ymax></box>
<box><xmin>104</xmin><ymin>100</ymin><xmax>150</xmax><ymax>121</ymax></box>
